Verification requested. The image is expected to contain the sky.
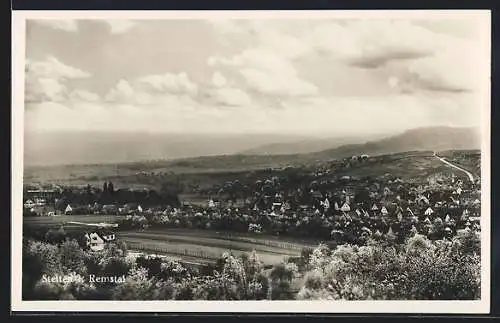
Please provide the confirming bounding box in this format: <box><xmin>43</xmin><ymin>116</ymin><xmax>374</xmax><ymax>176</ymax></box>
<box><xmin>24</xmin><ymin>15</ymin><xmax>490</xmax><ymax>136</ymax></box>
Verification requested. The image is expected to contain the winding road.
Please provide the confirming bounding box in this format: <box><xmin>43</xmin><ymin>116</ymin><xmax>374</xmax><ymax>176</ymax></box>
<box><xmin>433</xmin><ymin>152</ymin><xmax>475</xmax><ymax>183</ymax></box>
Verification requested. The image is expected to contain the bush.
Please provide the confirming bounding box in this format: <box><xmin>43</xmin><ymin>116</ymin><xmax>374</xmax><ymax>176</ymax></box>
<box><xmin>298</xmin><ymin>235</ymin><xmax>480</xmax><ymax>300</ymax></box>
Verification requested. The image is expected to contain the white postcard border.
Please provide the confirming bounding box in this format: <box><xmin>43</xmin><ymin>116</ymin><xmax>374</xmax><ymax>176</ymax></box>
<box><xmin>11</xmin><ymin>10</ymin><xmax>492</xmax><ymax>313</ymax></box>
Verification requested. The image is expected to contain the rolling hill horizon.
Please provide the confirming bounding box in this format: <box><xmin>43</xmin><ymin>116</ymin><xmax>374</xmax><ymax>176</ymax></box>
<box><xmin>311</xmin><ymin>125</ymin><xmax>481</xmax><ymax>160</ymax></box>
<box><xmin>159</xmin><ymin>126</ymin><xmax>480</xmax><ymax>171</ymax></box>
<box><xmin>24</xmin><ymin>126</ymin><xmax>480</xmax><ymax>171</ymax></box>
<box><xmin>238</xmin><ymin>133</ymin><xmax>391</xmax><ymax>156</ymax></box>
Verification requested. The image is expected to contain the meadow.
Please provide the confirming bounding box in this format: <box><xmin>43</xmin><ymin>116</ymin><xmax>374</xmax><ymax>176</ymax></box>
<box><xmin>23</xmin><ymin>215</ymin><xmax>316</xmax><ymax>266</ymax></box>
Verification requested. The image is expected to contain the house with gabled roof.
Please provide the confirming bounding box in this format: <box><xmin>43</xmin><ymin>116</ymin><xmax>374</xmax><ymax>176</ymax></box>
<box><xmin>322</xmin><ymin>198</ymin><xmax>330</xmax><ymax>210</ymax></box>
<box><xmin>340</xmin><ymin>202</ymin><xmax>351</xmax><ymax>212</ymax></box>
<box><xmin>417</xmin><ymin>195</ymin><xmax>430</xmax><ymax>205</ymax></box>
<box><xmin>84</xmin><ymin>230</ymin><xmax>116</xmax><ymax>252</ymax></box>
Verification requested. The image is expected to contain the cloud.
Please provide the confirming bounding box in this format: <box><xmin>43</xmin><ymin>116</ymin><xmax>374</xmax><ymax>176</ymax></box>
<box><xmin>25</xmin><ymin>77</ymin><xmax>67</xmax><ymax>102</ymax></box>
<box><xmin>210</xmin><ymin>48</ymin><xmax>318</xmax><ymax>97</ymax></box>
<box><xmin>240</xmin><ymin>68</ymin><xmax>317</xmax><ymax>97</ymax></box>
<box><xmin>137</xmin><ymin>72</ymin><xmax>198</xmax><ymax>96</ymax></box>
<box><xmin>105</xmin><ymin>79</ymin><xmax>135</xmax><ymax>102</ymax></box>
<box><xmin>405</xmin><ymin>49</ymin><xmax>478</xmax><ymax>93</ymax></box>
<box><xmin>69</xmin><ymin>89</ymin><xmax>100</xmax><ymax>102</ymax></box>
<box><xmin>25</xmin><ymin>18</ymin><xmax>486</xmax><ymax>136</ymax></box>
<box><xmin>253</xmin><ymin>27</ymin><xmax>311</xmax><ymax>60</ymax></box>
<box><xmin>25</xmin><ymin>56</ymin><xmax>91</xmax><ymax>103</ymax></box>
<box><xmin>306</xmin><ymin>20</ymin><xmax>447</xmax><ymax>69</ymax></box>
<box><xmin>27</xmin><ymin>56</ymin><xmax>90</xmax><ymax>79</ymax></box>
<box><xmin>104</xmin><ymin>72</ymin><xmax>199</xmax><ymax>106</ymax></box>
<box><xmin>381</xmin><ymin>40</ymin><xmax>482</xmax><ymax>95</ymax></box>
<box><xmin>212</xmin><ymin>87</ymin><xmax>251</xmax><ymax>107</ymax></box>
<box><xmin>104</xmin><ymin>20</ymin><xmax>137</xmax><ymax>34</ymax></box>
<box><xmin>310</xmin><ymin>20</ymin><xmax>485</xmax><ymax>94</ymax></box>
<box><xmin>209</xmin><ymin>19</ymin><xmax>484</xmax><ymax>96</ymax></box>
<box><xmin>25</xmin><ymin>90</ymin><xmax>480</xmax><ymax>135</ymax></box>
<box><xmin>212</xmin><ymin>72</ymin><xmax>227</xmax><ymax>87</ymax></box>
<box><xmin>33</xmin><ymin>20</ymin><xmax>79</xmax><ymax>32</ymax></box>
<box><xmin>104</xmin><ymin>72</ymin><xmax>201</xmax><ymax>109</ymax></box>
<box><xmin>209</xmin><ymin>71</ymin><xmax>251</xmax><ymax>106</ymax></box>
<box><xmin>349</xmin><ymin>50</ymin><xmax>429</xmax><ymax>69</ymax></box>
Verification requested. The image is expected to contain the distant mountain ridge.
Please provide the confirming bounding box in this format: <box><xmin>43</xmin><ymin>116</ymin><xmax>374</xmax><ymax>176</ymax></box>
<box><xmin>311</xmin><ymin>126</ymin><xmax>480</xmax><ymax>160</ymax></box>
<box><xmin>238</xmin><ymin>134</ymin><xmax>389</xmax><ymax>156</ymax></box>
<box><xmin>23</xmin><ymin>126</ymin><xmax>480</xmax><ymax>167</ymax></box>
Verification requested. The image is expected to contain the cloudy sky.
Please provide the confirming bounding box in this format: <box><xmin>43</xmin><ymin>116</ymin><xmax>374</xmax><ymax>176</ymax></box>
<box><xmin>24</xmin><ymin>15</ymin><xmax>489</xmax><ymax>136</ymax></box>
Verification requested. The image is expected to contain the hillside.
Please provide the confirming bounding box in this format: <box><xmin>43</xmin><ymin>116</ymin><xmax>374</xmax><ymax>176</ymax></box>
<box><xmin>24</xmin><ymin>150</ymin><xmax>479</xmax><ymax>197</ymax></box>
<box><xmin>23</xmin><ymin>126</ymin><xmax>478</xmax><ymax>167</ymax></box>
<box><xmin>23</xmin><ymin>126</ymin><xmax>481</xmax><ymax>186</ymax></box>
<box><xmin>154</xmin><ymin>126</ymin><xmax>480</xmax><ymax>170</ymax></box>
<box><xmin>238</xmin><ymin>134</ymin><xmax>388</xmax><ymax>156</ymax></box>
<box><xmin>311</xmin><ymin>126</ymin><xmax>480</xmax><ymax>160</ymax></box>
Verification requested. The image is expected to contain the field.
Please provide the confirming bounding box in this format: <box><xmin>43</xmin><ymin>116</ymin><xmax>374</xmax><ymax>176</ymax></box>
<box><xmin>120</xmin><ymin>230</ymin><xmax>303</xmax><ymax>266</ymax></box>
<box><xmin>438</xmin><ymin>150</ymin><xmax>481</xmax><ymax>177</ymax></box>
<box><xmin>333</xmin><ymin>152</ymin><xmax>474</xmax><ymax>181</ymax></box>
<box><xmin>24</xmin><ymin>150</ymin><xmax>478</xmax><ymax>193</ymax></box>
<box><xmin>23</xmin><ymin>214</ymin><xmax>127</xmax><ymax>229</ymax></box>
<box><xmin>23</xmin><ymin>216</ymin><xmax>316</xmax><ymax>266</ymax></box>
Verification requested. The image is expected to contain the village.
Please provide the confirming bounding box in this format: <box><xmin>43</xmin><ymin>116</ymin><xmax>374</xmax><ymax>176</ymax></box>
<box><xmin>23</xmin><ymin>153</ymin><xmax>482</xmax><ymax>248</ymax></box>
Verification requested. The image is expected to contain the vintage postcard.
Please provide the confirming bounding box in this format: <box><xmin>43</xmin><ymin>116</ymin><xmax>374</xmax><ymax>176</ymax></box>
<box><xmin>11</xmin><ymin>10</ymin><xmax>491</xmax><ymax>313</ymax></box>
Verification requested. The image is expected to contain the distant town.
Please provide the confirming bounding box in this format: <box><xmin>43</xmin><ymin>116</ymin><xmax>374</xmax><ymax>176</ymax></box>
<box><xmin>24</xmin><ymin>152</ymin><xmax>481</xmax><ymax>249</ymax></box>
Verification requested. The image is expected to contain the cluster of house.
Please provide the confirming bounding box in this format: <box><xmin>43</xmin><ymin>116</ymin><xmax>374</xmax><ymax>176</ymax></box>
<box><xmin>196</xmin><ymin>171</ymin><xmax>482</xmax><ymax>235</ymax></box>
<box><xmin>23</xmin><ymin>199</ymin><xmax>147</xmax><ymax>217</ymax></box>
<box><xmin>24</xmin><ymin>163</ymin><xmax>481</xmax><ymax>242</ymax></box>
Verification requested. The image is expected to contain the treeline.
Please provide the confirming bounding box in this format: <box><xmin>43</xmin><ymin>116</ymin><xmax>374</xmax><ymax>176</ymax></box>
<box><xmin>53</xmin><ymin>182</ymin><xmax>181</xmax><ymax>211</ymax></box>
<box><xmin>298</xmin><ymin>230</ymin><xmax>480</xmax><ymax>300</ymax></box>
<box><xmin>22</xmin><ymin>238</ymin><xmax>298</xmax><ymax>301</ymax></box>
<box><xmin>22</xmin><ymin>226</ymin><xmax>480</xmax><ymax>301</ymax></box>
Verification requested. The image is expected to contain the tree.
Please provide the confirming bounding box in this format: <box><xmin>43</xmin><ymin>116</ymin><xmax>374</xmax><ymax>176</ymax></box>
<box><xmin>101</xmin><ymin>256</ymin><xmax>131</xmax><ymax>281</ymax></box>
<box><xmin>59</xmin><ymin>239</ymin><xmax>86</xmax><ymax>275</ymax></box>
<box><xmin>112</xmin><ymin>267</ymin><xmax>162</xmax><ymax>300</ymax></box>
<box><xmin>108</xmin><ymin>182</ymin><xmax>114</xmax><ymax>194</ymax></box>
<box><xmin>25</xmin><ymin>240</ymin><xmax>62</xmax><ymax>274</ymax></box>
<box><xmin>240</xmin><ymin>251</ymin><xmax>267</xmax><ymax>299</ymax></box>
<box><xmin>268</xmin><ymin>262</ymin><xmax>297</xmax><ymax>300</ymax></box>
<box><xmin>32</xmin><ymin>280</ymin><xmax>64</xmax><ymax>300</ymax></box>
<box><xmin>452</xmin><ymin>229</ymin><xmax>480</xmax><ymax>256</ymax></box>
<box><xmin>354</xmin><ymin>188</ymin><xmax>370</xmax><ymax>207</ymax></box>
<box><xmin>297</xmin><ymin>235</ymin><xmax>480</xmax><ymax>300</ymax></box>
<box><xmin>136</xmin><ymin>256</ymin><xmax>163</xmax><ymax>279</ymax></box>
<box><xmin>22</xmin><ymin>243</ymin><xmax>44</xmax><ymax>300</ymax></box>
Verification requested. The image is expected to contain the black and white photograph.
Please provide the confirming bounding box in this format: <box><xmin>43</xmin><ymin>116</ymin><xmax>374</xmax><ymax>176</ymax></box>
<box><xmin>11</xmin><ymin>10</ymin><xmax>491</xmax><ymax>313</ymax></box>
